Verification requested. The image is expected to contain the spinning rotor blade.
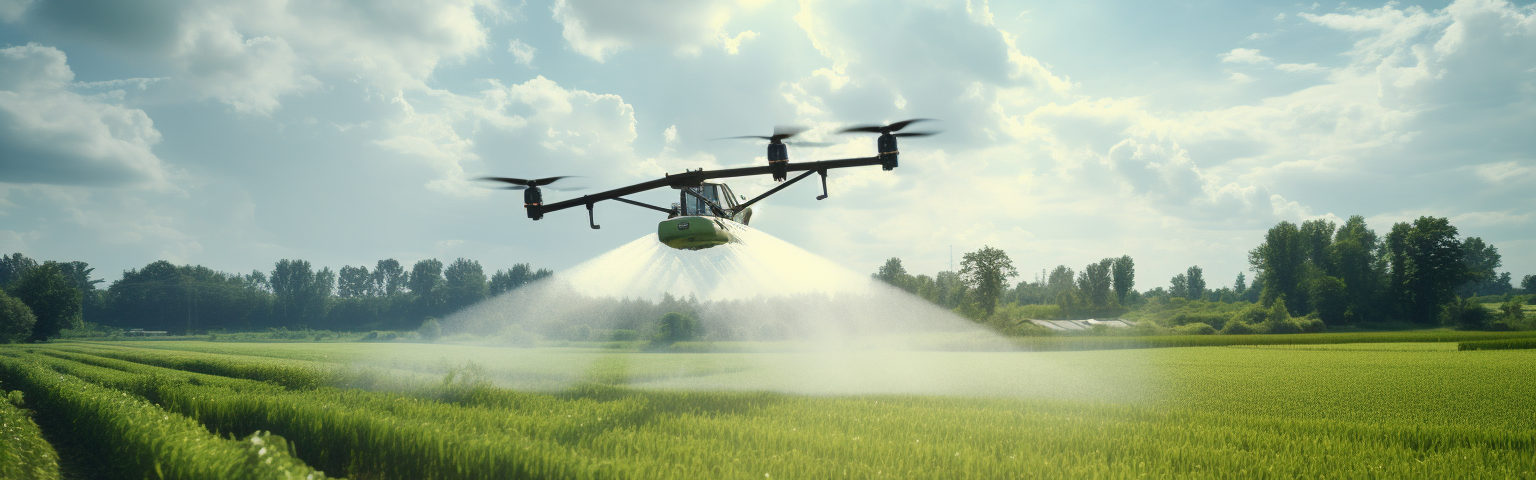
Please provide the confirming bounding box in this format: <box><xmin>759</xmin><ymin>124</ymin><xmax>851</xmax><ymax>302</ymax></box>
<box><xmin>479</xmin><ymin>175</ymin><xmax>576</xmax><ymax>186</ymax></box>
<box><xmin>717</xmin><ymin>125</ymin><xmax>808</xmax><ymax>143</ymax></box>
<box><xmin>837</xmin><ymin>118</ymin><xmax>937</xmax><ymax>134</ymax></box>
<box><xmin>892</xmin><ymin>131</ymin><xmax>939</xmax><ymax>138</ymax></box>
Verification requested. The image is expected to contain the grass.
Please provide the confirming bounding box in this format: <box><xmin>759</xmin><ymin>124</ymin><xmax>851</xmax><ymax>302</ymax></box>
<box><xmin>1</xmin><ymin>337</ymin><xmax>1533</xmax><ymax>478</ymax></box>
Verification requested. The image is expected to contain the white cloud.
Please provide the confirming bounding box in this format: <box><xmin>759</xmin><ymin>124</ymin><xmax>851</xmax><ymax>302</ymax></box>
<box><xmin>0</xmin><ymin>44</ymin><xmax>168</xmax><ymax>187</ymax></box>
<box><xmin>1275</xmin><ymin>63</ymin><xmax>1326</xmax><ymax>73</ymax></box>
<box><xmin>1219</xmin><ymin>48</ymin><xmax>1272</xmax><ymax>64</ymax></box>
<box><xmin>171</xmin><ymin>15</ymin><xmax>318</xmax><ymax>115</ymax></box>
<box><xmin>551</xmin><ymin>0</ymin><xmax>759</xmax><ymax>61</ymax></box>
<box><xmin>508</xmin><ymin>39</ymin><xmax>536</xmax><ymax>65</ymax></box>
<box><xmin>376</xmin><ymin>76</ymin><xmax>640</xmax><ymax>195</ymax></box>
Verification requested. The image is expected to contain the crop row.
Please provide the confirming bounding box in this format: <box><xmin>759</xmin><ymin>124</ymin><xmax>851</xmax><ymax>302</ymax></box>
<box><xmin>0</xmin><ymin>380</ymin><xmax>59</xmax><ymax>480</ymax></box>
<box><xmin>4</xmin><ymin>344</ymin><xmax>1536</xmax><ymax>478</ymax></box>
<box><xmin>1011</xmin><ymin>329</ymin><xmax>1536</xmax><ymax>351</ymax></box>
<box><xmin>0</xmin><ymin>351</ymin><xmax>332</xmax><ymax>480</ymax></box>
<box><xmin>1459</xmin><ymin>337</ymin><xmax>1536</xmax><ymax>351</ymax></box>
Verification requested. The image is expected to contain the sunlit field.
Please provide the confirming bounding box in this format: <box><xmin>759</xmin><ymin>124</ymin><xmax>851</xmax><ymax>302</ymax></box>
<box><xmin>2</xmin><ymin>339</ymin><xmax>1533</xmax><ymax>479</ymax></box>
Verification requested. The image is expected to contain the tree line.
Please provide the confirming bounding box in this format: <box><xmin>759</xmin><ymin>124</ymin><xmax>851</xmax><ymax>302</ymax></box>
<box><xmin>875</xmin><ymin>215</ymin><xmax>1530</xmax><ymax>330</ymax></box>
<box><xmin>0</xmin><ymin>253</ymin><xmax>552</xmax><ymax>341</ymax></box>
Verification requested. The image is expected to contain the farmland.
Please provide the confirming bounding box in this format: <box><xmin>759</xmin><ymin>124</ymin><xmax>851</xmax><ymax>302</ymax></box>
<box><xmin>2</xmin><ymin>338</ymin><xmax>1534</xmax><ymax>479</ymax></box>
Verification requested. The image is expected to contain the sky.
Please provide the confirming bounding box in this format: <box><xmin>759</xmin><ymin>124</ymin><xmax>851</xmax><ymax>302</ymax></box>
<box><xmin>0</xmin><ymin>0</ymin><xmax>1532</xmax><ymax>291</ymax></box>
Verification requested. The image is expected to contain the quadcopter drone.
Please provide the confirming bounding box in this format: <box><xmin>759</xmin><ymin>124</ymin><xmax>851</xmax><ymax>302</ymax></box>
<box><xmin>483</xmin><ymin>119</ymin><xmax>938</xmax><ymax>250</ymax></box>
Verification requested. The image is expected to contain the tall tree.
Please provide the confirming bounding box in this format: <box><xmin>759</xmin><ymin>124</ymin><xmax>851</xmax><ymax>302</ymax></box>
<box><xmin>338</xmin><ymin>266</ymin><xmax>372</xmax><ymax>298</ymax></box>
<box><xmin>1234</xmin><ymin>272</ymin><xmax>1247</xmax><ymax>296</ymax></box>
<box><xmin>1396</xmin><ymin>217</ymin><xmax>1466</xmax><ymax>325</ymax></box>
<box><xmin>443</xmin><ymin>258</ymin><xmax>488</xmax><ymax>312</ymax></box>
<box><xmin>0</xmin><ymin>253</ymin><xmax>38</xmax><ymax>288</ymax></box>
<box><xmin>409</xmin><ymin>259</ymin><xmax>445</xmax><ymax>317</ymax></box>
<box><xmin>1185</xmin><ymin>265</ymin><xmax>1206</xmax><ymax>301</ymax></box>
<box><xmin>373</xmin><ymin>259</ymin><xmax>408</xmax><ymax>297</ymax></box>
<box><xmin>1250</xmin><ymin>221</ymin><xmax>1308</xmax><ymax>315</ymax></box>
<box><xmin>1169</xmin><ymin>273</ymin><xmax>1189</xmax><ymax>299</ymax></box>
<box><xmin>1078</xmin><ymin>259</ymin><xmax>1113</xmax><ymax>308</ymax></box>
<box><xmin>1046</xmin><ymin>266</ymin><xmax>1075</xmax><ymax>302</ymax></box>
<box><xmin>1331</xmin><ymin>215</ymin><xmax>1381</xmax><ymax>321</ymax></box>
<box><xmin>12</xmin><ymin>263</ymin><xmax>82</xmax><ymax>341</ymax></box>
<box><xmin>873</xmin><ymin>258</ymin><xmax>914</xmax><ymax>292</ymax></box>
<box><xmin>272</xmin><ymin>259</ymin><xmax>328</xmax><ymax>325</ymax></box>
<box><xmin>959</xmin><ymin>246</ymin><xmax>1017</xmax><ymax>316</ymax></box>
<box><xmin>1111</xmin><ymin>256</ymin><xmax>1135</xmax><ymax>304</ymax></box>
<box><xmin>1300</xmin><ymin>219</ymin><xmax>1338</xmax><ymax>275</ymax></box>
<box><xmin>1457</xmin><ymin>237</ymin><xmax>1504</xmax><ymax>296</ymax></box>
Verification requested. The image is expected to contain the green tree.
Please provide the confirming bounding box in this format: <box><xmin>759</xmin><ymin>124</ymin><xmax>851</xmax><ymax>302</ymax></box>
<box><xmin>272</xmin><ymin>259</ymin><xmax>329</xmax><ymax>326</ymax></box>
<box><xmin>873</xmin><ymin>258</ymin><xmax>915</xmax><ymax>292</ymax></box>
<box><xmin>409</xmin><ymin>259</ymin><xmax>445</xmax><ymax>318</ymax></box>
<box><xmin>653</xmin><ymin>311</ymin><xmax>699</xmax><ymax>346</ymax></box>
<box><xmin>1111</xmin><ymin>256</ymin><xmax>1135</xmax><ymax>304</ymax></box>
<box><xmin>1457</xmin><ymin>237</ymin><xmax>1504</xmax><ymax>296</ymax></box>
<box><xmin>1169</xmin><ymin>273</ymin><xmax>1188</xmax><ymax>299</ymax></box>
<box><xmin>1392</xmin><ymin>217</ymin><xmax>1467</xmax><ymax>325</ymax></box>
<box><xmin>1234</xmin><ymin>272</ymin><xmax>1247</xmax><ymax>297</ymax></box>
<box><xmin>0</xmin><ymin>253</ymin><xmax>38</xmax><ymax>288</ymax></box>
<box><xmin>1523</xmin><ymin>275</ymin><xmax>1535</xmax><ymax>294</ymax></box>
<box><xmin>0</xmin><ymin>289</ymin><xmax>36</xmax><ymax>343</ymax></box>
<box><xmin>1078</xmin><ymin>259</ymin><xmax>1114</xmax><ymax>308</ymax></box>
<box><xmin>1331</xmin><ymin>215</ymin><xmax>1382</xmax><ymax>321</ymax></box>
<box><xmin>1250</xmin><ymin>221</ymin><xmax>1308</xmax><ymax>315</ymax></box>
<box><xmin>1300</xmin><ymin>219</ymin><xmax>1338</xmax><ymax>275</ymax></box>
<box><xmin>959</xmin><ymin>246</ymin><xmax>1018</xmax><ymax>316</ymax></box>
<box><xmin>1313</xmin><ymin>275</ymin><xmax>1350</xmax><ymax>325</ymax></box>
<box><xmin>338</xmin><ymin>265</ymin><xmax>372</xmax><ymax>298</ymax></box>
<box><xmin>12</xmin><ymin>264</ymin><xmax>82</xmax><ymax>341</ymax></box>
<box><xmin>443</xmin><ymin>258</ymin><xmax>488</xmax><ymax>312</ymax></box>
<box><xmin>373</xmin><ymin>259</ymin><xmax>408</xmax><ymax>296</ymax></box>
<box><xmin>1186</xmin><ymin>266</ymin><xmax>1205</xmax><ymax>301</ymax></box>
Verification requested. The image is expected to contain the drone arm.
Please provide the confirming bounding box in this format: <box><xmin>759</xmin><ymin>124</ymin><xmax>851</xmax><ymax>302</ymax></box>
<box><xmin>734</xmin><ymin>169</ymin><xmax>818</xmax><ymax>212</ymax></box>
<box><xmin>611</xmin><ymin>196</ymin><xmax>677</xmax><ymax>216</ymax></box>
<box><xmin>526</xmin><ymin>155</ymin><xmax>884</xmax><ymax>219</ymax></box>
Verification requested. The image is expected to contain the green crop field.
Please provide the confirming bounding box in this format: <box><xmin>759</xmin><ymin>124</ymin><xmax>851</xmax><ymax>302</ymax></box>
<box><xmin>2</xmin><ymin>338</ymin><xmax>1534</xmax><ymax>479</ymax></box>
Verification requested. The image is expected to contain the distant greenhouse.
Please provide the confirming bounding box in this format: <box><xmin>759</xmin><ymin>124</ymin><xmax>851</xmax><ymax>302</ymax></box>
<box><xmin>1028</xmin><ymin>319</ymin><xmax>1137</xmax><ymax>331</ymax></box>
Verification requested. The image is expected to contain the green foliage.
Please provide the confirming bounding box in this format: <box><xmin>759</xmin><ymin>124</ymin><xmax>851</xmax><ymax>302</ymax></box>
<box><xmin>0</xmin><ymin>290</ymin><xmax>36</xmax><ymax>344</ymax></box>
<box><xmin>0</xmin><ymin>353</ymin><xmax>331</xmax><ymax>479</ymax></box>
<box><xmin>0</xmin><ymin>383</ymin><xmax>60</xmax><ymax>480</ymax></box>
<box><xmin>418</xmin><ymin>318</ymin><xmax>442</xmax><ymax>341</ymax></box>
<box><xmin>11</xmin><ymin>264</ymin><xmax>81</xmax><ymax>342</ymax></box>
<box><xmin>1458</xmin><ymin>338</ymin><xmax>1536</xmax><ymax>351</ymax></box>
<box><xmin>652</xmin><ymin>312</ymin><xmax>700</xmax><ymax>346</ymax></box>
<box><xmin>1441</xmin><ymin>296</ymin><xmax>1493</xmax><ymax>330</ymax></box>
<box><xmin>3</xmin><ymin>339</ymin><xmax>1536</xmax><ymax>478</ymax></box>
<box><xmin>442</xmin><ymin>258</ymin><xmax>488</xmax><ymax>312</ymax></box>
<box><xmin>1251</xmin><ymin>221</ymin><xmax>1309</xmax><ymax>315</ymax></box>
<box><xmin>1111</xmin><ymin>256</ymin><xmax>1135</xmax><ymax>305</ymax></box>
<box><xmin>959</xmin><ymin>246</ymin><xmax>1018</xmax><ymax>316</ymax></box>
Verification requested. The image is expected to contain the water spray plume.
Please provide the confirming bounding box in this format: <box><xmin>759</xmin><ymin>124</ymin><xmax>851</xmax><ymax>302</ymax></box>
<box><xmin>422</xmin><ymin>224</ymin><xmax>1135</xmax><ymax>397</ymax></box>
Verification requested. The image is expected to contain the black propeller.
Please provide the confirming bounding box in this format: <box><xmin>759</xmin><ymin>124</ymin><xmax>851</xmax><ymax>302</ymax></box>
<box><xmin>717</xmin><ymin>125</ymin><xmax>831</xmax><ymax>147</ymax></box>
<box><xmin>837</xmin><ymin>118</ymin><xmax>940</xmax><ymax>137</ymax></box>
<box><xmin>479</xmin><ymin>176</ymin><xmax>582</xmax><ymax>191</ymax></box>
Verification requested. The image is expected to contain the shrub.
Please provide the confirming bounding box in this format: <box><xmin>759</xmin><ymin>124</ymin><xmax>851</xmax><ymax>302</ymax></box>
<box><xmin>418</xmin><ymin>318</ymin><xmax>442</xmax><ymax>342</ymax></box>
<box><xmin>0</xmin><ymin>291</ymin><xmax>36</xmax><ymax>344</ymax></box>
<box><xmin>1176</xmin><ymin>323</ymin><xmax>1217</xmax><ymax>335</ymax></box>
<box><xmin>609</xmin><ymin>329</ymin><xmax>639</xmax><ymax>341</ymax></box>
<box><xmin>1442</xmin><ymin>297</ymin><xmax>1493</xmax><ymax>330</ymax></box>
<box><xmin>651</xmin><ymin>312</ymin><xmax>699</xmax><ymax>347</ymax></box>
<box><xmin>1221</xmin><ymin>321</ymin><xmax>1258</xmax><ymax>335</ymax></box>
